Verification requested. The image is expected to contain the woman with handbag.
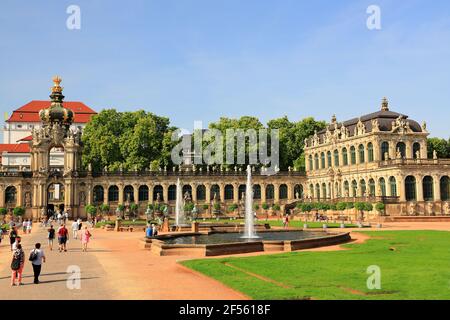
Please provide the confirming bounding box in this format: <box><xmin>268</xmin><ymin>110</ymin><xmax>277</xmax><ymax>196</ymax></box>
<box><xmin>11</xmin><ymin>243</ymin><xmax>25</xmax><ymax>286</ymax></box>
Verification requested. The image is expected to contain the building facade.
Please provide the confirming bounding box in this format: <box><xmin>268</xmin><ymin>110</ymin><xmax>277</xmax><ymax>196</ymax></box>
<box><xmin>0</xmin><ymin>78</ymin><xmax>449</xmax><ymax>220</ymax></box>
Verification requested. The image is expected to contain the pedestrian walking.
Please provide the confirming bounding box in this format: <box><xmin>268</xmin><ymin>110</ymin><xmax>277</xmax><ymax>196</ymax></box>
<box><xmin>27</xmin><ymin>219</ymin><xmax>32</xmax><ymax>234</ymax></box>
<box><xmin>72</xmin><ymin>220</ymin><xmax>79</xmax><ymax>239</ymax></box>
<box><xmin>12</xmin><ymin>236</ymin><xmax>21</xmax><ymax>251</ymax></box>
<box><xmin>22</xmin><ymin>220</ymin><xmax>28</xmax><ymax>233</ymax></box>
<box><xmin>57</xmin><ymin>224</ymin><xmax>69</xmax><ymax>252</ymax></box>
<box><xmin>29</xmin><ymin>243</ymin><xmax>46</xmax><ymax>284</ymax></box>
<box><xmin>47</xmin><ymin>225</ymin><xmax>55</xmax><ymax>250</ymax></box>
<box><xmin>9</xmin><ymin>227</ymin><xmax>18</xmax><ymax>251</ymax></box>
<box><xmin>81</xmin><ymin>226</ymin><xmax>91</xmax><ymax>252</ymax></box>
<box><xmin>10</xmin><ymin>243</ymin><xmax>24</xmax><ymax>286</ymax></box>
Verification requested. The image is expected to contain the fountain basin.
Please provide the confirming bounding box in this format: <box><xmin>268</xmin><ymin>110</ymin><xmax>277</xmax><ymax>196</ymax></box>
<box><xmin>145</xmin><ymin>230</ymin><xmax>351</xmax><ymax>256</ymax></box>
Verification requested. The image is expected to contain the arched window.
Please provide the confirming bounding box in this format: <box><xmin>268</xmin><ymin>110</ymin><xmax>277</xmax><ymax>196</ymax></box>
<box><xmin>108</xmin><ymin>186</ymin><xmax>119</xmax><ymax>202</ymax></box>
<box><xmin>314</xmin><ymin>154</ymin><xmax>319</xmax><ymax>170</ymax></box>
<box><xmin>405</xmin><ymin>176</ymin><xmax>417</xmax><ymax>201</ymax></box>
<box><xmin>342</xmin><ymin>148</ymin><xmax>348</xmax><ymax>166</ymax></box>
<box><xmin>381</xmin><ymin>141</ymin><xmax>389</xmax><ymax>160</ymax></box>
<box><xmin>327</xmin><ymin>151</ymin><xmax>332</xmax><ymax>168</ymax></box>
<box><xmin>389</xmin><ymin>177</ymin><xmax>397</xmax><ymax>197</ymax></box>
<box><xmin>224</xmin><ymin>185</ymin><xmax>234</xmax><ymax>200</ymax></box>
<box><xmin>358</xmin><ymin>144</ymin><xmax>365</xmax><ymax>163</ymax></box>
<box><xmin>413</xmin><ymin>142</ymin><xmax>421</xmax><ymax>159</ymax></box>
<box><xmin>308</xmin><ymin>155</ymin><xmax>313</xmax><ymax>171</ymax></box>
<box><xmin>322</xmin><ymin>183</ymin><xmax>327</xmax><ymax>200</ymax></box>
<box><xmin>253</xmin><ymin>185</ymin><xmax>261</xmax><ymax>199</ymax></box>
<box><xmin>138</xmin><ymin>185</ymin><xmax>149</xmax><ymax>202</ymax></box>
<box><xmin>196</xmin><ymin>185</ymin><xmax>206</xmax><ymax>200</ymax></box>
<box><xmin>351</xmin><ymin>180</ymin><xmax>357</xmax><ymax>197</ymax></box>
<box><xmin>334</xmin><ymin>150</ymin><xmax>339</xmax><ymax>167</ymax></box>
<box><xmin>93</xmin><ymin>186</ymin><xmax>104</xmax><ymax>203</ymax></box>
<box><xmin>368</xmin><ymin>143</ymin><xmax>374</xmax><ymax>162</ymax></box>
<box><xmin>396</xmin><ymin>142</ymin><xmax>406</xmax><ymax>158</ymax></box>
<box><xmin>440</xmin><ymin>176</ymin><xmax>450</xmax><ymax>201</ymax></box>
<box><xmin>309</xmin><ymin>184</ymin><xmax>314</xmax><ymax>199</ymax></box>
<box><xmin>360</xmin><ymin>179</ymin><xmax>366</xmax><ymax>196</ymax></box>
<box><xmin>238</xmin><ymin>185</ymin><xmax>246</xmax><ymax>200</ymax></box>
<box><xmin>423</xmin><ymin>176</ymin><xmax>434</xmax><ymax>201</ymax></box>
<box><xmin>350</xmin><ymin>146</ymin><xmax>356</xmax><ymax>164</ymax></box>
<box><xmin>168</xmin><ymin>185</ymin><xmax>177</xmax><ymax>201</ymax></box>
<box><xmin>124</xmin><ymin>185</ymin><xmax>134</xmax><ymax>202</ymax></box>
<box><xmin>211</xmin><ymin>184</ymin><xmax>220</xmax><ymax>200</ymax></box>
<box><xmin>266</xmin><ymin>184</ymin><xmax>274</xmax><ymax>200</ymax></box>
<box><xmin>279</xmin><ymin>184</ymin><xmax>288</xmax><ymax>199</ymax></box>
<box><xmin>294</xmin><ymin>184</ymin><xmax>303</xmax><ymax>199</ymax></box>
<box><xmin>344</xmin><ymin>181</ymin><xmax>350</xmax><ymax>197</ymax></box>
<box><xmin>321</xmin><ymin>152</ymin><xmax>325</xmax><ymax>169</ymax></box>
<box><xmin>315</xmin><ymin>184</ymin><xmax>320</xmax><ymax>201</ymax></box>
<box><xmin>153</xmin><ymin>185</ymin><xmax>163</xmax><ymax>201</ymax></box>
<box><xmin>379</xmin><ymin>178</ymin><xmax>386</xmax><ymax>197</ymax></box>
<box><xmin>369</xmin><ymin>179</ymin><xmax>375</xmax><ymax>196</ymax></box>
<box><xmin>5</xmin><ymin>186</ymin><xmax>17</xmax><ymax>204</ymax></box>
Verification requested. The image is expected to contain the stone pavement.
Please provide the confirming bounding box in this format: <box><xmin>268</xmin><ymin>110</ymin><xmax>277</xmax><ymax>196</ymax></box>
<box><xmin>0</xmin><ymin>223</ymin><xmax>117</xmax><ymax>300</ymax></box>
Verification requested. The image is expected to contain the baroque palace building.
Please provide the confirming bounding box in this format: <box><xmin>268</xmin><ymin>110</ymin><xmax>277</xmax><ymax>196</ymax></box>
<box><xmin>0</xmin><ymin>77</ymin><xmax>449</xmax><ymax>220</ymax></box>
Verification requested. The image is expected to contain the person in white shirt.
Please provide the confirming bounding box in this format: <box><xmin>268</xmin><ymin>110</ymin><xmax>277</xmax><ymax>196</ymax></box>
<box><xmin>57</xmin><ymin>212</ymin><xmax>62</xmax><ymax>224</ymax></box>
<box><xmin>30</xmin><ymin>243</ymin><xmax>46</xmax><ymax>284</ymax></box>
<box><xmin>12</xmin><ymin>237</ymin><xmax>21</xmax><ymax>251</ymax></box>
<box><xmin>27</xmin><ymin>220</ymin><xmax>32</xmax><ymax>234</ymax></box>
<box><xmin>72</xmin><ymin>220</ymin><xmax>79</xmax><ymax>239</ymax></box>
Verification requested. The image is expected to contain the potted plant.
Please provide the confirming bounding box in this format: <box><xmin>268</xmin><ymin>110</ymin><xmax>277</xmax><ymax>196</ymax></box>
<box><xmin>85</xmin><ymin>204</ymin><xmax>97</xmax><ymax>223</ymax></box>
<box><xmin>117</xmin><ymin>204</ymin><xmax>125</xmax><ymax>219</ymax></box>
<box><xmin>129</xmin><ymin>203</ymin><xmax>139</xmax><ymax>219</ymax></box>
<box><xmin>213</xmin><ymin>202</ymin><xmax>221</xmax><ymax>217</ymax></box>
<box><xmin>13</xmin><ymin>207</ymin><xmax>25</xmax><ymax>219</ymax></box>
<box><xmin>272</xmin><ymin>204</ymin><xmax>281</xmax><ymax>218</ymax></box>
<box><xmin>0</xmin><ymin>207</ymin><xmax>7</xmax><ymax>221</ymax></box>
<box><xmin>228</xmin><ymin>203</ymin><xmax>238</xmax><ymax>215</ymax></box>
<box><xmin>99</xmin><ymin>204</ymin><xmax>110</xmax><ymax>220</ymax></box>
<box><xmin>375</xmin><ymin>202</ymin><xmax>386</xmax><ymax>216</ymax></box>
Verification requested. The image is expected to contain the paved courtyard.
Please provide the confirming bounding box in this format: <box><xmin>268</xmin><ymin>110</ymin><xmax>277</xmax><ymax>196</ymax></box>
<box><xmin>1</xmin><ymin>220</ymin><xmax>450</xmax><ymax>300</ymax></box>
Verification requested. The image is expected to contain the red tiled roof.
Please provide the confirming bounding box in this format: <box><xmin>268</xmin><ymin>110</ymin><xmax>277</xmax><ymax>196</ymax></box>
<box><xmin>0</xmin><ymin>143</ymin><xmax>30</xmax><ymax>153</ymax></box>
<box><xmin>7</xmin><ymin>100</ymin><xmax>97</xmax><ymax>123</ymax></box>
<box><xmin>17</xmin><ymin>135</ymin><xmax>32</xmax><ymax>142</ymax></box>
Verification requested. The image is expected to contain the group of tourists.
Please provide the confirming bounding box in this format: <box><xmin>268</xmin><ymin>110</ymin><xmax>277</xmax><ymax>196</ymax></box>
<box><xmin>5</xmin><ymin>217</ymin><xmax>93</xmax><ymax>287</ymax></box>
<box><xmin>145</xmin><ymin>223</ymin><xmax>159</xmax><ymax>238</ymax></box>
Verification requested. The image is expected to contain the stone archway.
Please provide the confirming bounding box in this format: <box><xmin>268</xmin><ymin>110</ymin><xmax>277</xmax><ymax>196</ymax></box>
<box><xmin>46</xmin><ymin>182</ymin><xmax>65</xmax><ymax>217</ymax></box>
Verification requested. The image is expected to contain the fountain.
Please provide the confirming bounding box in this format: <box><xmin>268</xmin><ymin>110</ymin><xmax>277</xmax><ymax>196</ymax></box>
<box><xmin>242</xmin><ymin>165</ymin><xmax>259</xmax><ymax>239</ymax></box>
<box><xmin>175</xmin><ymin>178</ymin><xmax>185</xmax><ymax>226</ymax></box>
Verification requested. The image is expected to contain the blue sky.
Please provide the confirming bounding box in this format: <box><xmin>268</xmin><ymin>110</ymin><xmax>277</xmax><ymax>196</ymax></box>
<box><xmin>1</xmin><ymin>0</ymin><xmax>450</xmax><ymax>137</ymax></box>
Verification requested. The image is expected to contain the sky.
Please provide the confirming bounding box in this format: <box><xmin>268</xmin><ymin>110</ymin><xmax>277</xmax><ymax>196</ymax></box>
<box><xmin>1</xmin><ymin>0</ymin><xmax>450</xmax><ymax>138</ymax></box>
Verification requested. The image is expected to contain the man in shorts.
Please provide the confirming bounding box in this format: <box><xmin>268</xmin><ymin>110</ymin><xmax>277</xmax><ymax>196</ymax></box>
<box><xmin>57</xmin><ymin>224</ymin><xmax>69</xmax><ymax>252</ymax></box>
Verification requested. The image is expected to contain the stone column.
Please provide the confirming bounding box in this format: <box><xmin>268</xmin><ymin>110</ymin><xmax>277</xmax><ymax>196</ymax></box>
<box><xmin>148</xmin><ymin>184</ymin><xmax>154</xmax><ymax>204</ymax></box>
<box><xmin>191</xmin><ymin>183</ymin><xmax>198</xmax><ymax>202</ymax></box>
<box><xmin>219</xmin><ymin>183</ymin><xmax>225</xmax><ymax>202</ymax></box>
<box><xmin>0</xmin><ymin>184</ymin><xmax>5</xmax><ymax>208</ymax></box>
<box><xmin>274</xmin><ymin>183</ymin><xmax>280</xmax><ymax>203</ymax></box>
<box><xmin>416</xmin><ymin>175</ymin><xmax>424</xmax><ymax>202</ymax></box>
<box><xmin>287</xmin><ymin>184</ymin><xmax>294</xmax><ymax>201</ymax></box>
<box><xmin>389</xmin><ymin>143</ymin><xmax>396</xmax><ymax>160</ymax></box>
<box><xmin>260</xmin><ymin>183</ymin><xmax>266</xmax><ymax>203</ymax></box>
<box><xmin>233</xmin><ymin>183</ymin><xmax>239</xmax><ymax>203</ymax></box>
<box><xmin>398</xmin><ymin>176</ymin><xmax>406</xmax><ymax>202</ymax></box>
<box><xmin>16</xmin><ymin>184</ymin><xmax>23</xmax><ymax>207</ymax></box>
<box><xmin>162</xmin><ymin>183</ymin><xmax>169</xmax><ymax>203</ymax></box>
<box><xmin>406</xmin><ymin>142</ymin><xmax>412</xmax><ymax>159</ymax></box>
<box><xmin>373</xmin><ymin>141</ymin><xmax>380</xmax><ymax>162</ymax></box>
<box><xmin>205</xmin><ymin>183</ymin><xmax>211</xmax><ymax>202</ymax></box>
<box><xmin>103</xmin><ymin>186</ymin><xmax>108</xmax><ymax>205</ymax></box>
<box><xmin>133</xmin><ymin>184</ymin><xmax>139</xmax><ymax>203</ymax></box>
<box><xmin>87</xmin><ymin>184</ymin><xmax>92</xmax><ymax>205</ymax></box>
<box><xmin>433</xmin><ymin>175</ymin><xmax>441</xmax><ymax>201</ymax></box>
<box><xmin>118</xmin><ymin>183</ymin><xmax>124</xmax><ymax>205</ymax></box>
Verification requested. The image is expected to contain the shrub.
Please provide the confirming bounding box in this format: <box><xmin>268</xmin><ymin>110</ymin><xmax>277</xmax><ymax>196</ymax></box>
<box><xmin>117</xmin><ymin>204</ymin><xmax>125</xmax><ymax>212</ymax></box>
<box><xmin>329</xmin><ymin>204</ymin><xmax>337</xmax><ymax>211</ymax></box>
<box><xmin>0</xmin><ymin>208</ymin><xmax>7</xmax><ymax>216</ymax></box>
<box><xmin>147</xmin><ymin>203</ymin><xmax>154</xmax><ymax>210</ymax></box>
<box><xmin>364</xmin><ymin>203</ymin><xmax>373</xmax><ymax>211</ymax></box>
<box><xmin>336</xmin><ymin>202</ymin><xmax>347</xmax><ymax>211</ymax></box>
<box><xmin>130</xmin><ymin>203</ymin><xmax>139</xmax><ymax>211</ymax></box>
<box><xmin>85</xmin><ymin>204</ymin><xmax>97</xmax><ymax>217</ymax></box>
<box><xmin>345</xmin><ymin>202</ymin><xmax>355</xmax><ymax>209</ymax></box>
<box><xmin>100</xmin><ymin>204</ymin><xmax>110</xmax><ymax>213</ymax></box>
<box><xmin>228</xmin><ymin>204</ymin><xmax>238</xmax><ymax>212</ymax></box>
<box><xmin>184</xmin><ymin>202</ymin><xmax>195</xmax><ymax>212</ymax></box>
<box><xmin>300</xmin><ymin>203</ymin><xmax>313</xmax><ymax>212</ymax></box>
<box><xmin>213</xmin><ymin>203</ymin><xmax>221</xmax><ymax>211</ymax></box>
<box><xmin>262</xmin><ymin>203</ymin><xmax>270</xmax><ymax>210</ymax></box>
<box><xmin>202</xmin><ymin>204</ymin><xmax>209</xmax><ymax>210</ymax></box>
<box><xmin>354</xmin><ymin>202</ymin><xmax>366</xmax><ymax>211</ymax></box>
<box><xmin>296</xmin><ymin>202</ymin><xmax>303</xmax><ymax>209</ymax></box>
<box><xmin>253</xmin><ymin>204</ymin><xmax>260</xmax><ymax>210</ymax></box>
<box><xmin>272</xmin><ymin>204</ymin><xmax>281</xmax><ymax>211</ymax></box>
<box><xmin>13</xmin><ymin>207</ymin><xmax>25</xmax><ymax>217</ymax></box>
<box><xmin>375</xmin><ymin>202</ymin><xmax>385</xmax><ymax>212</ymax></box>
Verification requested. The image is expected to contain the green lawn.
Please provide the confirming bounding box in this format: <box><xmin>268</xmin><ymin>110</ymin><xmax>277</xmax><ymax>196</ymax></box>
<box><xmin>181</xmin><ymin>230</ymin><xmax>450</xmax><ymax>300</ymax></box>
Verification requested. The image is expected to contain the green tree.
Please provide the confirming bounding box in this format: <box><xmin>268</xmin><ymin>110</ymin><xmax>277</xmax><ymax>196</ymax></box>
<box><xmin>427</xmin><ymin>138</ymin><xmax>450</xmax><ymax>158</ymax></box>
<box><xmin>82</xmin><ymin>109</ymin><xmax>174</xmax><ymax>171</ymax></box>
<box><xmin>85</xmin><ymin>204</ymin><xmax>97</xmax><ymax>217</ymax></box>
<box><xmin>268</xmin><ymin>116</ymin><xmax>326</xmax><ymax>170</ymax></box>
<box><xmin>13</xmin><ymin>207</ymin><xmax>25</xmax><ymax>217</ymax></box>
